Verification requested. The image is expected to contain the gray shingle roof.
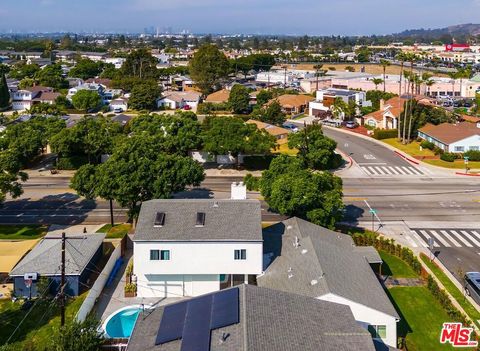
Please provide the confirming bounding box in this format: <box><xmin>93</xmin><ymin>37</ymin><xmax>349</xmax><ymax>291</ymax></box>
<box><xmin>258</xmin><ymin>217</ymin><xmax>399</xmax><ymax>319</ymax></box>
<box><xmin>9</xmin><ymin>233</ymin><xmax>105</xmax><ymax>277</ymax></box>
<box><xmin>134</xmin><ymin>199</ymin><xmax>262</xmax><ymax>242</ymax></box>
<box><xmin>127</xmin><ymin>284</ymin><xmax>376</xmax><ymax>351</ymax></box>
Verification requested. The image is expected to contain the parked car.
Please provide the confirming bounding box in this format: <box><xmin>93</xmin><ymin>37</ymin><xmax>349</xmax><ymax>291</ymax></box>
<box><xmin>183</xmin><ymin>105</ymin><xmax>192</xmax><ymax>110</ymax></box>
<box><xmin>113</xmin><ymin>108</ymin><xmax>123</xmax><ymax>113</ymax></box>
<box><xmin>345</xmin><ymin>121</ymin><xmax>358</xmax><ymax>129</ymax></box>
<box><xmin>464</xmin><ymin>272</ymin><xmax>480</xmax><ymax>305</ymax></box>
<box><xmin>283</xmin><ymin>123</ymin><xmax>299</xmax><ymax>133</ymax></box>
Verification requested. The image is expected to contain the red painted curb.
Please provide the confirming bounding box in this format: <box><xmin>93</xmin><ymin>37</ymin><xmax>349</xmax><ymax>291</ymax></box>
<box><xmin>393</xmin><ymin>150</ymin><xmax>420</xmax><ymax>165</ymax></box>
<box><xmin>455</xmin><ymin>172</ymin><xmax>480</xmax><ymax>177</ymax></box>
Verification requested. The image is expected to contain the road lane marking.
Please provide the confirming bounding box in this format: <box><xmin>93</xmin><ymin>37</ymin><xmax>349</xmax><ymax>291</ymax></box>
<box><xmin>460</xmin><ymin>230</ymin><xmax>480</xmax><ymax>247</ymax></box>
<box><xmin>424</xmin><ymin>230</ymin><xmax>450</xmax><ymax>247</ymax></box>
<box><xmin>401</xmin><ymin>167</ymin><xmax>415</xmax><ymax>175</ymax></box>
<box><xmin>394</xmin><ymin>167</ymin><xmax>407</xmax><ymax>175</ymax></box>
<box><xmin>411</xmin><ymin>230</ymin><xmax>428</xmax><ymax>247</ymax></box>
<box><xmin>471</xmin><ymin>231</ymin><xmax>480</xmax><ymax>242</ymax></box>
<box><xmin>440</xmin><ymin>230</ymin><xmax>462</xmax><ymax>247</ymax></box>
<box><xmin>387</xmin><ymin>166</ymin><xmax>400</xmax><ymax>175</ymax></box>
<box><xmin>419</xmin><ymin>230</ymin><xmax>440</xmax><ymax>247</ymax></box>
<box><xmin>373</xmin><ymin>167</ymin><xmax>387</xmax><ymax>175</ymax></box>
<box><xmin>449</xmin><ymin>230</ymin><xmax>473</xmax><ymax>247</ymax></box>
<box><xmin>365</xmin><ymin>166</ymin><xmax>379</xmax><ymax>175</ymax></box>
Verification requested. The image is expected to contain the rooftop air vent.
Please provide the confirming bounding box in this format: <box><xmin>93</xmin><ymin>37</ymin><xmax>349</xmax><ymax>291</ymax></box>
<box><xmin>310</xmin><ymin>279</ymin><xmax>318</xmax><ymax>286</ymax></box>
<box><xmin>154</xmin><ymin>212</ymin><xmax>165</xmax><ymax>227</ymax></box>
<box><xmin>213</xmin><ymin>201</ymin><xmax>219</xmax><ymax>208</ymax></box>
<box><xmin>196</xmin><ymin>212</ymin><xmax>205</xmax><ymax>227</ymax></box>
<box><xmin>301</xmin><ymin>249</ymin><xmax>308</xmax><ymax>254</ymax></box>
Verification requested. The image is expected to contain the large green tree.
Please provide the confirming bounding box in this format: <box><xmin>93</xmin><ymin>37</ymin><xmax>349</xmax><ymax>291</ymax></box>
<box><xmin>34</xmin><ymin>64</ymin><xmax>68</xmax><ymax>89</ymax></box>
<box><xmin>254</xmin><ymin>100</ymin><xmax>286</xmax><ymax>126</ymax></box>
<box><xmin>228</xmin><ymin>84</ymin><xmax>250</xmax><ymax>114</ymax></box>
<box><xmin>189</xmin><ymin>44</ymin><xmax>229</xmax><ymax>94</ymax></box>
<box><xmin>127</xmin><ymin>112</ymin><xmax>202</xmax><ymax>155</ymax></box>
<box><xmin>0</xmin><ymin>73</ymin><xmax>10</xmax><ymax>110</ymax></box>
<box><xmin>202</xmin><ymin>116</ymin><xmax>275</xmax><ymax>163</ymax></box>
<box><xmin>68</xmin><ymin>58</ymin><xmax>104</xmax><ymax>80</ymax></box>
<box><xmin>0</xmin><ymin>149</ymin><xmax>29</xmax><ymax>203</ymax></box>
<box><xmin>259</xmin><ymin>155</ymin><xmax>343</xmax><ymax>229</ymax></box>
<box><xmin>128</xmin><ymin>81</ymin><xmax>162</xmax><ymax>111</ymax></box>
<box><xmin>121</xmin><ymin>48</ymin><xmax>158</xmax><ymax>79</ymax></box>
<box><xmin>71</xmin><ymin>90</ymin><xmax>102</xmax><ymax>111</ymax></box>
<box><xmin>72</xmin><ymin>136</ymin><xmax>205</xmax><ymax>220</ymax></box>
<box><xmin>287</xmin><ymin>124</ymin><xmax>340</xmax><ymax>170</ymax></box>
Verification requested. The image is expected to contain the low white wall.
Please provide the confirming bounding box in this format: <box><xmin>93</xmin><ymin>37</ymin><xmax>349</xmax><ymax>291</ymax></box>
<box><xmin>75</xmin><ymin>244</ymin><xmax>122</xmax><ymax>322</ymax></box>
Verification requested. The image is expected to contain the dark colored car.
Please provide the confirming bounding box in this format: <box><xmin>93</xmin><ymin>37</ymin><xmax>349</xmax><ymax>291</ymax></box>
<box><xmin>464</xmin><ymin>272</ymin><xmax>480</xmax><ymax>305</ymax></box>
<box><xmin>345</xmin><ymin>121</ymin><xmax>358</xmax><ymax>129</ymax></box>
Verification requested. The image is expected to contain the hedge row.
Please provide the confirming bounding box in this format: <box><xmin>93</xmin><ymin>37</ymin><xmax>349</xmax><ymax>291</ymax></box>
<box><xmin>243</xmin><ymin>155</ymin><xmax>276</xmax><ymax>170</ymax></box>
<box><xmin>372</xmin><ymin>129</ymin><xmax>398</xmax><ymax>140</ymax></box>
<box><xmin>352</xmin><ymin>230</ymin><xmax>475</xmax><ymax>333</ymax></box>
<box><xmin>56</xmin><ymin>155</ymin><xmax>89</xmax><ymax>170</ymax></box>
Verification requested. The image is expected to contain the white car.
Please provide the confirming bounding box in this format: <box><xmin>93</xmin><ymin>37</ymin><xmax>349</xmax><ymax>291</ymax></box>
<box><xmin>283</xmin><ymin>123</ymin><xmax>299</xmax><ymax>133</ymax></box>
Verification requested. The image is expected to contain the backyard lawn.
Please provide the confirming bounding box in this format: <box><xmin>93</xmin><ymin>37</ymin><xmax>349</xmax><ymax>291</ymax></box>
<box><xmin>382</xmin><ymin>138</ymin><xmax>435</xmax><ymax>157</ymax></box>
<box><xmin>389</xmin><ymin>286</ymin><xmax>461</xmax><ymax>350</ymax></box>
<box><xmin>421</xmin><ymin>254</ymin><xmax>480</xmax><ymax>329</ymax></box>
<box><xmin>379</xmin><ymin>250</ymin><xmax>419</xmax><ymax>278</ymax></box>
<box><xmin>0</xmin><ymin>225</ymin><xmax>48</xmax><ymax>240</ymax></box>
<box><xmin>272</xmin><ymin>142</ymin><xmax>298</xmax><ymax>156</ymax></box>
<box><xmin>96</xmin><ymin>223</ymin><xmax>131</xmax><ymax>239</ymax></box>
<box><xmin>0</xmin><ymin>292</ymin><xmax>86</xmax><ymax>348</ymax></box>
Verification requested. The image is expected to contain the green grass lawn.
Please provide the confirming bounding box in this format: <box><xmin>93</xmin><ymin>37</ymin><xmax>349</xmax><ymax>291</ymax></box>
<box><xmin>388</xmin><ymin>286</ymin><xmax>462</xmax><ymax>351</ymax></box>
<box><xmin>0</xmin><ymin>292</ymin><xmax>86</xmax><ymax>348</ymax></box>
<box><xmin>272</xmin><ymin>142</ymin><xmax>298</xmax><ymax>156</ymax></box>
<box><xmin>0</xmin><ymin>225</ymin><xmax>48</xmax><ymax>240</ymax></box>
<box><xmin>420</xmin><ymin>254</ymin><xmax>480</xmax><ymax>329</ymax></box>
<box><xmin>382</xmin><ymin>138</ymin><xmax>435</xmax><ymax>157</ymax></box>
<box><xmin>379</xmin><ymin>251</ymin><xmax>419</xmax><ymax>278</ymax></box>
<box><xmin>423</xmin><ymin>159</ymin><xmax>480</xmax><ymax>170</ymax></box>
<box><xmin>96</xmin><ymin>223</ymin><xmax>131</xmax><ymax>238</ymax></box>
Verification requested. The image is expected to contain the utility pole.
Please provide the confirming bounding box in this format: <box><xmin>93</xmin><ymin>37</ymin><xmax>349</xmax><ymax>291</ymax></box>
<box><xmin>283</xmin><ymin>65</ymin><xmax>287</xmax><ymax>87</ymax></box>
<box><xmin>60</xmin><ymin>231</ymin><xmax>66</xmax><ymax>327</ymax></box>
<box><xmin>109</xmin><ymin>199</ymin><xmax>115</xmax><ymax>227</ymax></box>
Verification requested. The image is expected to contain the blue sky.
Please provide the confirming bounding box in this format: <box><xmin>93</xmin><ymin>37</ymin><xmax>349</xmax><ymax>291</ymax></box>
<box><xmin>1</xmin><ymin>0</ymin><xmax>480</xmax><ymax>35</ymax></box>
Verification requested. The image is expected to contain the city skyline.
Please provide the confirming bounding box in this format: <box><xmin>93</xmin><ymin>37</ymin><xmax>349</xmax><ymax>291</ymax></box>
<box><xmin>1</xmin><ymin>0</ymin><xmax>480</xmax><ymax>35</ymax></box>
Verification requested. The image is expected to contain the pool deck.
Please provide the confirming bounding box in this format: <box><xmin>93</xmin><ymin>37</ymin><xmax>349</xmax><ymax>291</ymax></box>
<box><xmin>95</xmin><ymin>247</ymin><xmax>184</xmax><ymax>321</ymax></box>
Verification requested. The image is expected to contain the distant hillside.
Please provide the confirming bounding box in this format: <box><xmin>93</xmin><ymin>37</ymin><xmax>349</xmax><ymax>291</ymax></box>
<box><xmin>396</xmin><ymin>23</ymin><xmax>480</xmax><ymax>39</ymax></box>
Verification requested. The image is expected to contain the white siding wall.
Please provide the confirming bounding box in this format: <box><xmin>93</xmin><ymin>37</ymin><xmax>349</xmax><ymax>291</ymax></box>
<box><xmin>318</xmin><ymin>293</ymin><xmax>398</xmax><ymax>348</ymax></box>
<box><xmin>448</xmin><ymin>135</ymin><xmax>480</xmax><ymax>153</ymax></box>
<box><xmin>134</xmin><ymin>241</ymin><xmax>262</xmax><ymax>297</ymax></box>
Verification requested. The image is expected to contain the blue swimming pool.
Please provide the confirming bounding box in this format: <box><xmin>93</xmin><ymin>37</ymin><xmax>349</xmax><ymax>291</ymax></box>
<box><xmin>103</xmin><ymin>306</ymin><xmax>142</xmax><ymax>338</ymax></box>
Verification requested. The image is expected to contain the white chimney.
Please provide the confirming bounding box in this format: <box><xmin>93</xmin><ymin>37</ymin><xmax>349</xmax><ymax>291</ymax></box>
<box><xmin>231</xmin><ymin>182</ymin><xmax>247</xmax><ymax>200</ymax></box>
<box><xmin>379</xmin><ymin>99</ymin><xmax>385</xmax><ymax>111</ymax></box>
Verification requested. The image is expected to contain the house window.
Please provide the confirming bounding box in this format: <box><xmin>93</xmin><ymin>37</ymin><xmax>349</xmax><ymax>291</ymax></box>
<box><xmin>368</xmin><ymin>325</ymin><xmax>387</xmax><ymax>339</ymax></box>
<box><xmin>234</xmin><ymin>249</ymin><xmax>247</xmax><ymax>260</ymax></box>
<box><xmin>469</xmin><ymin>146</ymin><xmax>479</xmax><ymax>151</ymax></box>
<box><xmin>160</xmin><ymin>250</ymin><xmax>170</xmax><ymax>260</ymax></box>
<box><xmin>150</xmin><ymin>250</ymin><xmax>160</xmax><ymax>260</ymax></box>
<box><xmin>454</xmin><ymin>146</ymin><xmax>465</xmax><ymax>152</ymax></box>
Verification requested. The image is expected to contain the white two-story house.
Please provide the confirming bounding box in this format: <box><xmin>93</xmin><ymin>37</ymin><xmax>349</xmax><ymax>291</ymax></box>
<box><xmin>133</xmin><ymin>199</ymin><xmax>263</xmax><ymax>298</ymax></box>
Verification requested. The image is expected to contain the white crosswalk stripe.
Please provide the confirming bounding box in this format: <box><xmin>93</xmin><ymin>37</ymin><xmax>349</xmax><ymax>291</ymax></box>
<box><xmin>411</xmin><ymin>228</ymin><xmax>480</xmax><ymax>248</ymax></box>
<box><xmin>360</xmin><ymin>165</ymin><xmax>424</xmax><ymax>177</ymax></box>
<box><xmin>419</xmin><ymin>230</ymin><xmax>441</xmax><ymax>247</ymax></box>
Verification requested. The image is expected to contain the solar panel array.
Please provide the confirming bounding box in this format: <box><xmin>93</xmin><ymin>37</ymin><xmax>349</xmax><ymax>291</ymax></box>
<box><xmin>155</xmin><ymin>287</ymin><xmax>240</xmax><ymax>351</ymax></box>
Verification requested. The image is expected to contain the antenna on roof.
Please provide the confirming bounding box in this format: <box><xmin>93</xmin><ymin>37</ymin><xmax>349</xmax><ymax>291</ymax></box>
<box><xmin>219</xmin><ymin>332</ymin><xmax>230</xmax><ymax>344</ymax></box>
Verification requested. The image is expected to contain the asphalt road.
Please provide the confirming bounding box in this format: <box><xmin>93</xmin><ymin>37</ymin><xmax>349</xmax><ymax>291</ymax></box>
<box><xmin>322</xmin><ymin>127</ymin><xmax>412</xmax><ymax>168</ymax></box>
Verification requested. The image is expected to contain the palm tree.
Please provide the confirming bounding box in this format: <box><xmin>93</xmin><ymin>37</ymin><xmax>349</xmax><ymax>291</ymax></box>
<box><xmin>372</xmin><ymin>78</ymin><xmax>384</xmax><ymax>90</ymax></box>
<box><xmin>405</xmin><ymin>53</ymin><xmax>417</xmax><ymax>144</ymax></box>
<box><xmin>421</xmin><ymin>73</ymin><xmax>433</xmax><ymax>96</ymax></box>
<box><xmin>456</xmin><ymin>67</ymin><xmax>471</xmax><ymax>98</ymax></box>
<box><xmin>313</xmin><ymin>64</ymin><xmax>324</xmax><ymax>92</ymax></box>
<box><xmin>396</xmin><ymin>52</ymin><xmax>407</xmax><ymax>96</ymax></box>
<box><xmin>379</xmin><ymin>59</ymin><xmax>390</xmax><ymax>92</ymax></box>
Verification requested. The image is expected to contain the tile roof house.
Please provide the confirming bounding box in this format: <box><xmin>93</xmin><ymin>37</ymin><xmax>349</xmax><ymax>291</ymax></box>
<box><xmin>133</xmin><ymin>199</ymin><xmax>263</xmax><ymax>298</ymax></box>
<box><xmin>9</xmin><ymin>233</ymin><xmax>105</xmax><ymax>297</ymax></box>
<box><xmin>258</xmin><ymin>217</ymin><xmax>399</xmax><ymax>348</ymax></box>
<box><xmin>157</xmin><ymin>91</ymin><xmax>202</xmax><ymax>110</ymax></box>
<box><xmin>364</xmin><ymin>97</ymin><xmax>407</xmax><ymax>130</ymax></box>
<box><xmin>268</xmin><ymin>94</ymin><xmax>314</xmax><ymax>115</ymax></box>
<box><xmin>205</xmin><ymin>89</ymin><xmax>230</xmax><ymax>104</ymax></box>
<box><xmin>11</xmin><ymin>86</ymin><xmax>58</xmax><ymax>111</ymax></box>
<box><xmin>127</xmin><ymin>284</ymin><xmax>379</xmax><ymax>351</ymax></box>
<box><xmin>246</xmin><ymin>119</ymin><xmax>290</xmax><ymax>144</ymax></box>
<box><xmin>418</xmin><ymin>121</ymin><xmax>480</xmax><ymax>153</ymax></box>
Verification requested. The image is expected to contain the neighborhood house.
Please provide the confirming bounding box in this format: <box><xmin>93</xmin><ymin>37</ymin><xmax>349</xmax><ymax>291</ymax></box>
<box><xmin>418</xmin><ymin>122</ymin><xmax>480</xmax><ymax>153</ymax></box>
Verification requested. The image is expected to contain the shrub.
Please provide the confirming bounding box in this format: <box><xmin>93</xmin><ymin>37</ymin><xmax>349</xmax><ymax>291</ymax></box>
<box><xmin>56</xmin><ymin>155</ymin><xmax>89</xmax><ymax>170</ymax></box>
<box><xmin>433</xmin><ymin>146</ymin><xmax>444</xmax><ymax>155</ymax></box>
<box><xmin>243</xmin><ymin>173</ymin><xmax>260</xmax><ymax>191</ymax></box>
<box><xmin>125</xmin><ymin>283</ymin><xmax>137</xmax><ymax>293</ymax></box>
<box><xmin>420</xmin><ymin>140</ymin><xmax>435</xmax><ymax>150</ymax></box>
<box><xmin>372</xmin><ymin>129</ymin><xmax>398</xmax><ymax>140</ymax></box>
<box><xmin>243</xmin><ymin>155</ymin><xmax>276</xmax><ymax>170</ymax></box>
<box><xmin>440</xmin><ymin>152</ymin><xmax>456</xmax><ymax>162</ymax></box>
<box><xmin>464</xmin><ymin>150</ymin><xmax>480</xmax><ymax>161</ymax></box>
